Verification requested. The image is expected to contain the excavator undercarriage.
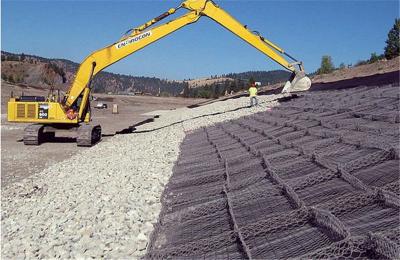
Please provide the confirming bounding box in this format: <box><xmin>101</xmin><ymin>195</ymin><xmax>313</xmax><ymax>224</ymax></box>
<box><xmin>23</xmin><ymin>123</ymin><xmax>101</xmax><ymax>147</ymax></box>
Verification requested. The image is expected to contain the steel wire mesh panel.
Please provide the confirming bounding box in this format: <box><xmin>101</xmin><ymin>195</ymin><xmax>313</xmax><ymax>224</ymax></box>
<box><xmin>147</xmin><ymin>85</ymin><xmax>400</xmax><ymax>259</ymax></box>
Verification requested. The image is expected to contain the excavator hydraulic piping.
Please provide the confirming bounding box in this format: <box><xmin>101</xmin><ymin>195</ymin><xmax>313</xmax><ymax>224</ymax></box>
<box><xmin>283</xmin><ymin>52</ymin><xmax>299</xmax><ymax>63</ymax></box>
<box><xmin>88</xmin><ymin>62</ymin><xmax>96</xmax><ymax>90</ymax></box>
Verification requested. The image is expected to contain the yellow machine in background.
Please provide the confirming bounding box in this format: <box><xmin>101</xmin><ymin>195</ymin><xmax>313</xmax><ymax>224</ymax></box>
<box><xmin>8</xmin><ymin>0</ymin><xmax>311</xmax><ymax>146</ymax></box>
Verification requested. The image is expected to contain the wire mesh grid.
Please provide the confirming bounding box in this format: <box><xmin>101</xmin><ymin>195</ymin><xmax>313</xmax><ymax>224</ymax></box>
<box><xmin>146</xmin><ymin>84</ymin><xmax>399</xmax><ymax>259</ymax></box>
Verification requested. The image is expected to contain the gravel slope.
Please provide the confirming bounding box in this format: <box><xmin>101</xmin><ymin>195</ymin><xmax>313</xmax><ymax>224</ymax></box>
<box><xmin>1</xmin><ymin>94</ymin><xmax>286</xmax><ymax>258</ymax></box>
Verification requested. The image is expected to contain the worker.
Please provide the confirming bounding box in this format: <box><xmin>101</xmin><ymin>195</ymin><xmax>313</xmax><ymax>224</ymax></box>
<box><xmin>249</xmin><ymin>82</ymin><xmax>258</xmax><ymax>107</ymax></box>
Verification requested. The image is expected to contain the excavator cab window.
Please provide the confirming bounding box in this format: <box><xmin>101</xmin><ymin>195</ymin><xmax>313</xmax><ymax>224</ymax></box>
<box><xmin>71</xmin><ymin>95</ymin><xmax>82</xmax><ymax>112</ymax></box>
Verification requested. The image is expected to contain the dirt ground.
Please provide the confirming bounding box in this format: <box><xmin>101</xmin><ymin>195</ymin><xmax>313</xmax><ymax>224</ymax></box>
<box><xmin>1</xmin><ymin>82</ymin><xmax>206</xmax><ymax>188</ymax></box>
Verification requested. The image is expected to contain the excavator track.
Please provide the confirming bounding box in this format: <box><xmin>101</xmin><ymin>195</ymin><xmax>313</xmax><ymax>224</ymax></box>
<box><xmin>23</xmin><ymin>124</ymin><xmax>45</xmax><ymax>145</ymax></box>
<box><xmin>77</xmin><ymin>124</ymin><xmax>102</xmax><ymax>147</ymax></box>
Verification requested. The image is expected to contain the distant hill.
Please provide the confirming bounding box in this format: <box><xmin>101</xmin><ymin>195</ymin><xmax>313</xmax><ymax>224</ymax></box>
<box><xmin>1</xmin><ymin>51</ymin><xmax>292</xmax><ymax>97</ymax></box>
<box><xmin>184</xmin><ymin>70</ymin><xmax>291</xmax><ymax>89</ymax></box>
<box><xmin>224</xmin><ymin>70</ymin><xmax>291</xmax><ymax>85</ymax></box>
<box><xmin>1</xmin><ymin>51</ymin><xmax>187</xmax><ymax>96</ymax></box>
<box><xmin>182</xmin><ymin>70</ymin><xmax>291</xmax><ymax>98</ymax></box>
<box><xmin>184</xmin><ymin>77</ymin><xmax>235</xmax><ymax>88</ymax></box>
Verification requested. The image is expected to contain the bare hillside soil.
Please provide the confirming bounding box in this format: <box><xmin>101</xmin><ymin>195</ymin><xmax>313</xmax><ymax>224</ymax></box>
<box><xmin>1</xmin><ymin>60</ymin><xmax>67</xmax><ymax>90</ymax></box>
<box><xmin>310</xmin><ymin>70</ymin><xmax>399</xmax><ymax>91</ymax></box>
<box><xmin>312</xmin><ymin>56</ymin><xmax>399</xmax><ymax>83</ymax></box>
<box><xmin>1</xmin><ymin>81</ymin><xmax>205</xmax><ymax>187</ymax></box>
<box><xmin>219</xmin><ymin>57</ymin><xmax>400</xmax><ymax>97</ymax></box>
<box><xmin>185</xmin><ymin>77</ymin><xmax>234</xmax><ymax>88</ymax></box>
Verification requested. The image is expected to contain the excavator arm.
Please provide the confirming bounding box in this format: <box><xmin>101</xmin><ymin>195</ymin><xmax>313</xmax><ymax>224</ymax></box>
<box><xmin>65</xmin><ymin>0</ymin><xmax>311</xmax><ymax>119</ymax></box>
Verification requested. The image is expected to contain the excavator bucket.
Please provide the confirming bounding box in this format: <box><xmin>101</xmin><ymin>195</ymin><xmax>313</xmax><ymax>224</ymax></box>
<box><xmin>282</xmin><ymin>71</ymin><xmax>312</xmax><ymax>93</ymax></box>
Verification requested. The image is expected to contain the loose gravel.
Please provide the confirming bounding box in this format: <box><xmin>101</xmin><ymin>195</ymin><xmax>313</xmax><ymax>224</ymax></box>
<box><xmin>1</xmin><ymin>94</ymin><xmax>286</xmax><ymax>258</ymax></box>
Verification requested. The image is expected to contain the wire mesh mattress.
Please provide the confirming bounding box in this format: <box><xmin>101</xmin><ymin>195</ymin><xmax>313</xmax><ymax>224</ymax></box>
<box><xmin>146</xmin><ymin>84</ymin><xmax>400</xmax><ymax>259</ymax></box>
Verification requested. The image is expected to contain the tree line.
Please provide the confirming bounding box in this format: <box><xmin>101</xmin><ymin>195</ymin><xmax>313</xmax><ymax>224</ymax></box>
<box><xmin>316</xmin><ymin>18</ymin><xmax>399</xmax><ymax>75</ymax></box>
<box><xmin>182</xmin><ymin>79</ymin><xmax>246</xmax><ymax>99</ymax></box>
<box><xmin>182</xmin><ymin>70</ymin><xmax>291</xmax><ymax>99</ymax></box>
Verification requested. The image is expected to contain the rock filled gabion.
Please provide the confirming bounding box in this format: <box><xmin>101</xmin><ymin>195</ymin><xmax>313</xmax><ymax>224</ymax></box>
<box><xmin>1</xmin><ymin>94</ymin><xmax>283</xmax><ymax>258</ymax></box>
<box><xmin>147</xmin><ymin>85</ymin><xmax>400</xmax><ymax>259</ymax></box>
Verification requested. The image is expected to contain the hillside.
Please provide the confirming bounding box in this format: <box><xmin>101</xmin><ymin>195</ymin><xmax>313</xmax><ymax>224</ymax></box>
<box><xmin>185</xmin><ymin>77</ymin><xmax>235</xmax><ymax>88</ymax></box>
<box><xmin>1</xmin><ymin>51</ymin><xmax>293</xmax><ymax>98</ymax></box>
<box><xmin>224</xmin><ymin>70</ymin><xmax>291</xmax><ymax>85</ymax></box>
<box><xmin>312</xmin><ymin>56</ymin><xmax>400</xmax><ymax>83</ymax></box>
<box><xmin>184</xmin><ymin>70</ymin><xmax>290</xmax><ymax>88</ymax></box>
<box><xmin>182</xmin><ymin>70</ymin><xmax>291</xmax><ymax>98</ymax></box>
<box><xmin>1</xmin><ymin>51</ymin><xmax>187</xmax><ymax>96</ymax></box>
<box><xmin>250</xmin><ymin>56</ymin><xmax>400</xmax><ymax>94</ymax></box>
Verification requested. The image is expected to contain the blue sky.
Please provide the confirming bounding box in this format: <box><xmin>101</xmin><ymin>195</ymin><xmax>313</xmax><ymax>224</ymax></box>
<box><xmin>2</xmin><ymin>0</ymin><xmax>399</xmax><ymax>80</ymax></box>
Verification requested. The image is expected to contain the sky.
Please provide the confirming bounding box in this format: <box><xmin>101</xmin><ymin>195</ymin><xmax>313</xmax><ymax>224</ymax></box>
<box><xmin>1</xmin><ymin>0</ymin><xmax>399</xmax><ymax>80</ymax></box>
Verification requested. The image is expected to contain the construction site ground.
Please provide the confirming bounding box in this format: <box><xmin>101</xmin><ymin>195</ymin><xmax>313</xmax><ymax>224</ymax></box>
<box><xmin>1</xmin><ymin>81</ymin><xmax>205</xmax><ymax>187</ymax></box>
<box><xmin>1</xmin><ymin>65</ymin><xmax>400</xmax><ymax>258</ymax></box>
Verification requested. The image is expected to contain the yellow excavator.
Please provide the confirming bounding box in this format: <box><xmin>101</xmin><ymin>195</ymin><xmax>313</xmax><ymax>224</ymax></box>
<box><xmin>7</xmin><ymin>0</ymin><xmax>311</xmax><ymax>146</ymax></box>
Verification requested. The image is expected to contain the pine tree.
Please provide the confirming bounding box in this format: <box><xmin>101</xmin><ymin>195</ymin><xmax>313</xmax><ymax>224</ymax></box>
<box><xmin>182</xmin><ymin>83</ymin><xmax>189</xmax><ymax>98</ymax></box>
<box><xmin>317</xmin><ymin>55</ymin><xmax>335</xmax><ymax>75</ymax></box>
<box><xmin>369</xmin><ymin>52</ymin><xmax>380</xmax><ymax>63</ymax></box>
<box><xmin>248</xmin><ymin>77</ymin><xmax>255</xmax><ymax>86</ymax></box>
<box><xmin>384</xmin><ymin>18</ymin><xmax>400</xmax><ymax>60</ymax></box>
